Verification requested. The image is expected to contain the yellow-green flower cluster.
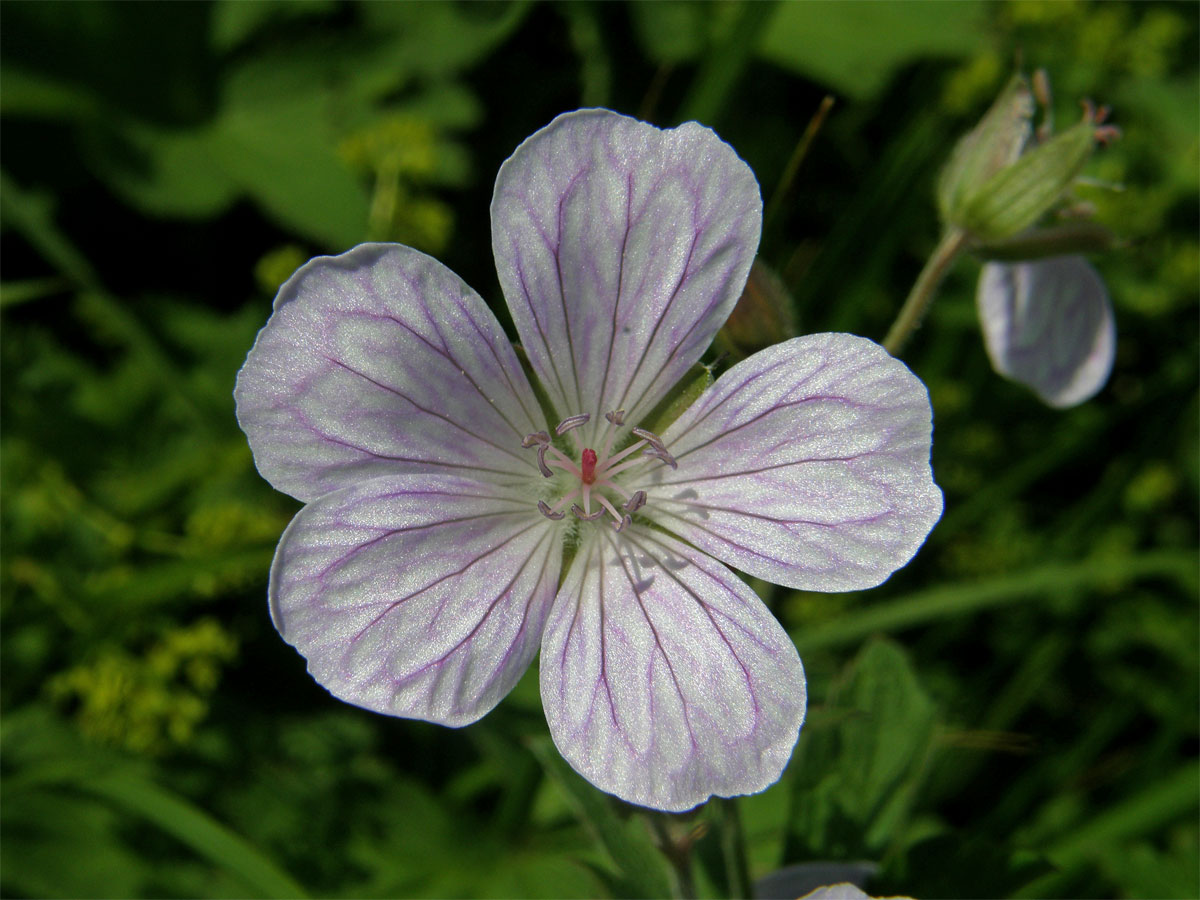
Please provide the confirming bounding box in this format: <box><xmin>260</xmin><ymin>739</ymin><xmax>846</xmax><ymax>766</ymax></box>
<box><xmin>48</xmin><ymin>619</ymin><xmax>238</xmax><ymax>755</ymax></box>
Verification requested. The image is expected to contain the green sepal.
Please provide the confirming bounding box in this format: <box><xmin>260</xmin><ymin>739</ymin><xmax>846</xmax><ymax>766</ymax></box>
<box><xmin>937</xmin><ymin>75</ymin><xmax>1034</xmax><ymax>226</ymax></box>
<box><xmin>958</xmin><ymin>119</ymin><xmax>1097</xmax><ymax>242</ymax></box>
<box><xmin>972</xmin><ymin>221</ymin><xmax>1119</xmax><ymax>262</ymax></box>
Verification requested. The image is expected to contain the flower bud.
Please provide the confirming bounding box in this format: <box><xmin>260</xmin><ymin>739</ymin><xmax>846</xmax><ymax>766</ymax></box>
<box><xmin>937</xmin><ymin>75</ymin><xmax>1034</xmax><ymax>225</ymax></box>
<box><xmin>957</xmin><ymin>118</ymin><xmax>1099</xmax><ymax>241</ymax></box>
<box><xmin>938</xmin><ymin>73</ymin><xmax>1110</xmax><ymax>242</ymax></box>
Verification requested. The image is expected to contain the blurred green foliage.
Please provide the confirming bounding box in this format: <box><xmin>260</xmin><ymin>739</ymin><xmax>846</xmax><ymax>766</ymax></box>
<box><xmin>2</xmin><ymin>1</ymin><xmax>1196</xmax><ymax>898</ymax></box>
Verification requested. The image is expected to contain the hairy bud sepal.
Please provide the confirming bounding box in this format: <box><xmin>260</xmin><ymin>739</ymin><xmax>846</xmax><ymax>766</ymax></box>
<box><xmin>957</xmin><ymin>119</ymin><xmax>1099</xmax><ymax>242</ymax></box>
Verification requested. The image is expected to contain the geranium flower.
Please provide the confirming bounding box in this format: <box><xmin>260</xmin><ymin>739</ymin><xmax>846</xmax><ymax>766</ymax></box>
<box><xmin>977</xmin><ymin>255</ymin><xmax>1115</xmax><ymax>408</ymax></box>
<box><xmin>235</xmin><ymin>109</ymin><xmax>943</xmax><ymax>811</ymax></box>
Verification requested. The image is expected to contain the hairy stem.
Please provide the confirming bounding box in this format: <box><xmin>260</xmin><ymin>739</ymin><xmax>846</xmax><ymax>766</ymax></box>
<box><xmin>882</xmin><ymin>226</ymin><xmax>969</xmax><ymax>356</ymax></box>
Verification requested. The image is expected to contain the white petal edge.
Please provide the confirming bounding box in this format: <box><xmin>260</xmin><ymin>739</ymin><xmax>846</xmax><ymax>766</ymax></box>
<box><xmin>640</xmin><ymin>334</ymin><xmax>943</xmax><ymax>592</ymax></box>
<box><xmin>270</xmin><ymin>474</ymin><xmax>561</xmax><ymax>727</ymax></box>
<box><xmin>977</xmin><ymin>256</ymin><xmax>1115</xmax><ymax>408</ymax></box>
<box><xmin>491</xmin><ymin>108</ymin><xmax>761</xmax><ymax>447</ymax></box>
<box><xmin>540</xmin><ymin>526</ymin><xmax>806</xmax><ymax>812</ymax></box>
<box><xmin>235</xmin><ymin>243</ymin><xmax>546</xmax><ymax>503</ymax></box>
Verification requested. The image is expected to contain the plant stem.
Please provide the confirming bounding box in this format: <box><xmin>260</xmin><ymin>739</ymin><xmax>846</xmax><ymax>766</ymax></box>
<box><xmin>881</xmin><ymin>226</ymin><xmax>968</xmax><ymax>356</ymax></box>
<box><xmin>763</xmin><ymin>95</ymin><xmax>835</xmax><ymax>236</ymax></box>
<box><xmin>718</xmin><ymin>798</ymin><xmax>751</xmax><ymax>899</ymax></box>
<box><xmin>649</xmin><ymin>815</ymin><xmax>697</xmax><ymax>900</ymax></box>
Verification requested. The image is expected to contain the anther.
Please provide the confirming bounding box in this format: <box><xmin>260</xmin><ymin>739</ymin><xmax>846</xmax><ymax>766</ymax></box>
<box><xmin>571</xmin><ymin>504</ymin><xmax>605</xmax><ymax>521</ymax></box>
<box><xmin>522</xmin><ymin>430</ymin><xmax>550</xmax><ymax>448</ymax></box>
<box><xmin>604</xmin><ymin>409</ymin><xmax>626</xmax><ymax>426</ymax></box>
<box><xmin>536</xmin><ymin>444</ymin><xmax>553</xmax><ymax>478</ymax></box>
<box><xmin>613</xmin><ymin>514</ymin><xmax>632</xmax><ymax>533</ymax></box>
<box><xmin>642</xmin><ymin>446</ymin><xmax>678</xmax><ymax>470</ymax></box>
<box><xmin>631</xmin><ymin>426</ymin><xmax>666</xmax><ymax>451</ymax></box>
<box><xmin>623</xmin><ymin>490</ymin><xmax>646</xmax><ymax>513</ymax></box>
<box><xmin>537</xmin><ymin>500</ymin><xmax>565</xmax><ymax>520</ymax></box>
<box><xmin>555</xmin><ymin>413</ymin><xmax>590</xmax><ymax>436</ymax></box>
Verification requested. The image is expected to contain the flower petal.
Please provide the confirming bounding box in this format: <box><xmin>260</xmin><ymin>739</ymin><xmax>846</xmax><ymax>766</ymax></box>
<box><xmin>492</xmin><ymin>109</ymin><xmax>761</xmax><ymax>444</ymax></box>
<box><xmin>640</xmin><ymin>334</ymin><xmax>942</xmax><ymax>592</ymax></box>
<box><xmin>977</xmin><ymin>256</ymin><xmax>1115</xmax><ymax>408</ymax></box>
<box><xmin>270</xmin><ymin>474</ymin><xmax>561</xmax><ymax>726</ymax></box>
<box><xmin>235</xmin><ymin>243</ymin><xmax>545</xmax><ymax>502</ymax></box>
<box><xmin>540</xmin><ymin>526</ymin><xmax>806</xmax><ymax>812</ymax></box>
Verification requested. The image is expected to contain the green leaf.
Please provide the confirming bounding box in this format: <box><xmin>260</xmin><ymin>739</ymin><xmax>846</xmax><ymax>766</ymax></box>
<box><xmin>793</xmin><ymin>551</ymin><xmax>1199</xmax><ymax>652</ymax></box>
<box><xmin>786</xmin><ymin>638</ymin><xmax>937</xmax><ymax>859</ymax></box>
<box><xmin>80</xmin><ymin>771</ymin><xmax>310</xmax><ymax>900</ymax></box>
<box><xmin>758</xmin><ymin>1</ymin><xmax>986</xmax><ymax>100</ymax></box>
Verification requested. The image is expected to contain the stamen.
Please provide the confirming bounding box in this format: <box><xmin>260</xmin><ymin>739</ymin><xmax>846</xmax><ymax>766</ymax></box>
<box><xmin>631</xmin><ymin>426</ymin><xmax>667</xmax><ymax>452</ymax></box>
<box><xmin>555</xmin><ymin>413</ymin><xmax>590</xmax><ymax>436</ymax></box>
<box><xmin>642</xmin><ymin>446</ymin><xmax>678</xmax><ymax>470</ymax></box>
<box><xmin>594</xmin><ymin>494</ymin><xmax>624</xmax><ymax>524</ymax></box>
<box><xmin>572</xmin><ymin>504</ymin><xmax>605</xmax><ymax>521</ymax></box>
<box><xmin>536</xmin><ymin>444</ymin><xmax>553</xmax><ymax>478</ymax></box>
<box><xmin>522</xmin><ymin>410</ymin><xmax>674</xmax><ymax>532</ymax></box>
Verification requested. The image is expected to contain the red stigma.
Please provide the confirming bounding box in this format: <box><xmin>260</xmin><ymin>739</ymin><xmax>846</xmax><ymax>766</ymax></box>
<box><xmin>581</xmin><ymin>448</ymin><xmax>598</xmax><ymax>484</ymax></box>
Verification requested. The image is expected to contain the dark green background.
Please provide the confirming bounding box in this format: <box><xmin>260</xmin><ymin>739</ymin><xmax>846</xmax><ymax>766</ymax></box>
<box><xmin>2</xmin><ymin>2</ymin><xmax>1197</xmax><ymax>897</ymax></box>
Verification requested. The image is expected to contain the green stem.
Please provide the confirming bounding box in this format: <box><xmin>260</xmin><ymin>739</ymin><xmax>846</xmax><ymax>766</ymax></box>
<box><xmin>718</xmin><ymin>798</ymin><xmax>751</xmax><ymax>899</ymax></box>
<box><xmin>648</xmin><ymin>815</ymin><xmax>697</xmax><ymax>900</ymax></box>
<box><xmin>881</xmin><ymin>227</ymin><xmax>968</xmax><ymax>356</ymax></box>
<box><xmin>763</xmin><ymin>95</ymin><xmax>835</xmax><ymax>236</ymax></box>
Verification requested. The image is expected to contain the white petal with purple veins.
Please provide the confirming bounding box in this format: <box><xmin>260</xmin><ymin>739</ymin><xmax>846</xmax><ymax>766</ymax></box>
<box><xmin>977</xmin><ymin>256</ymin><xmax>1115</xmax><ymax>408</ymax></box>
<box><xmin>640</xmin><ymin>334</ymin><xmax>942</xmax><ymax>592</ymax></box>
<box><xmin>236</xmin><ymin>244</ymin><xmax>545</xmax><ymax>502</ymax></box>
<box><xmin>270</xmin><ymin>474</ymin><xmax>561</xmax><ymax>726</ymax></box>
<box><xmin>492</xmin><ymin>109</ymin><xmax>761</xmax><ymax>445</ymax></box>
<box><xmin>540</xmin><ymin>526</ymin><xmax>806</xmax><ymax>812</ymax></box>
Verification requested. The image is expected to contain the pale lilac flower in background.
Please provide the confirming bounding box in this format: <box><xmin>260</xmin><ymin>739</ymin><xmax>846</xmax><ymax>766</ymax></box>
<box><xmin>977</xmin><ymin>255</ymin><xmax>1115</xmax><ymax>408</ymax></box>
<box><xmin>235</xmin><ymin>109</ymin><xmax>943</xmax><ymax>812</ymax></box>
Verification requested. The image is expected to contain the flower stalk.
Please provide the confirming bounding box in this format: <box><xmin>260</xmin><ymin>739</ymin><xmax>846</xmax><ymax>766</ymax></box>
<box><xmin>882</xmin><ymin>227</ymin><xmax>969</xmax><ymax>356</ymax></box>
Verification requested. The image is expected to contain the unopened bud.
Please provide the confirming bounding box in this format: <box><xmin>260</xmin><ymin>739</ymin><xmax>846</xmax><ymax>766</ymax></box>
<box><xmin>938</xmin><ymin>75</ymin><xmax>1034</xmax><ymax>225</ymax></box>
<box><xmin>958</xmin><ymin>117</ymin><xmax>1099</xmax><ymax>241</ymax></box>
<box><xmin>938</xmin><ymin>72</ymin><xmax>1112</xmax><ymax>243</ymax></box>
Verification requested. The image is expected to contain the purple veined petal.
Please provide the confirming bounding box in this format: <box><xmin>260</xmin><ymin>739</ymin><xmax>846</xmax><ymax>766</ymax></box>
<box><xmin>235</xmin><ymin>243</ymin><xmax>546</xmax><ymax>503</ymax></box>
<box><xmin>638</xmin><ymin>334</ymin><xmax>943</xmax><ymax>592</ymax></box>
<box><xmin>540</xmin><ymin>526</ymin><xmax>806</xmax><ymax>812</ymax></box>
<box><xmin>270</xmin><ymin>473</ymin><xmax>561</xmax><ymax>727</ymax></box>
<box><xmin>977</xmin><ymin>256</ymin><xmax>1115</xmax><ymax>408</ymax></box>
<box><xmin>491</xmin><ymin>109</ymin><xmax>761</xmax><ymax>446</ymax></box>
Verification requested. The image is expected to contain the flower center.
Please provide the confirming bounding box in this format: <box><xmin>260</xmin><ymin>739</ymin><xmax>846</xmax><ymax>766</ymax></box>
<box><xmin>521</xmin><ymin>410</ymin><xmax>676</xmax><ymax>532</ymax></box>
